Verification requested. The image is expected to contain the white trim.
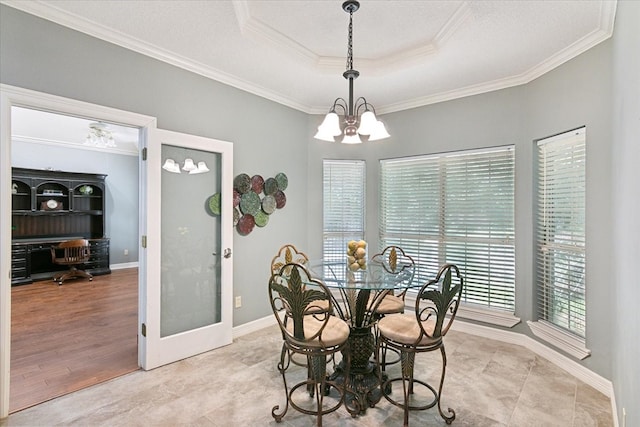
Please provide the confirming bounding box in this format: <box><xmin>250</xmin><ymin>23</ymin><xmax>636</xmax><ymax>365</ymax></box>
<box><xmin>456</xmin><ymin>304</ymin><xmax>520</xmax><ymax>328</ymax></box>
<box><xmin>527</xmin><ymin>320</ymin><xmax>591</xmax><ymax>360</ymax></box>
<box><xmin>12</xmin><ymin>135</ymin><xmax>139</xmax><ymax>156</ymax></box>
<box><xmin>611</xmin><ymin>388</ymin><xmax>619</xmax><ymax>427</ymax></box>
<box><xmin>404</xmin><ymin>292</ymin><xmax>521</xmax><ymax>328</ymax></box>
<box><xmin>110</xmin><ymin>262</ymin><xmax>139</xmax><ymax>271</ymax></box>
<box><xmin>452</xmin><ymin>320</ymin><xmax>611</xmax><ymax>398</ymax></box>
<box><xmin>232</xmin><ymin>315</ymin><xmax>276</xmax><ymax>339</ymax></box>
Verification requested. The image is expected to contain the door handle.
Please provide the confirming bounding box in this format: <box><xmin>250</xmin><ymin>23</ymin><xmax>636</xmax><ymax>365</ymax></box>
<box><xmin>224</xmin><ymin>248</ymin><xmax>232</xmax><ymax>258</ymax></box>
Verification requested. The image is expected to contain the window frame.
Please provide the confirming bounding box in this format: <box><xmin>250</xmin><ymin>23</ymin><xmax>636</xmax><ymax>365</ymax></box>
<box><xmin>528</xmin><ymin>127</ymin><xmax>590</xmax><ymax>359</ymax></box>
<box><xmin>379</xmin><ymin>146</ymin><xmax>519</xmax><ymax>326</ymax></box>
<box><xmin>322</xmin><ymin>159</ymin><xmax>366</xmax><ymax>262</ymax></box>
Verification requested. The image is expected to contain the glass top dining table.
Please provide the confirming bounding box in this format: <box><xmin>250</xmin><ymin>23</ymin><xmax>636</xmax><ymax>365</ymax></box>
<box><xmin>305</xmin><ymin>258</ymin><xmax>418</xmax><ymax>414</ymax></box>
<box><xmin>307</xmin><ymin>258</ymin><xmax>416</xmax><ymax>291</ymax></box>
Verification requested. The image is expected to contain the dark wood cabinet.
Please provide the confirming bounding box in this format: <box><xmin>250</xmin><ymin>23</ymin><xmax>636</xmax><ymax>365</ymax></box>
<box><xmin>11</xmin><ymin>168</ymin><xmax>111</xmax><ymax>285</ymax></box>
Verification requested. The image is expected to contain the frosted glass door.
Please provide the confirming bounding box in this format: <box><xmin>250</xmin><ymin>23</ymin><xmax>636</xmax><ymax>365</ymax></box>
<box><xmin>141</xmin><ymin>129</ymin><xmax>233</xmax><ymax>370</ymax></box>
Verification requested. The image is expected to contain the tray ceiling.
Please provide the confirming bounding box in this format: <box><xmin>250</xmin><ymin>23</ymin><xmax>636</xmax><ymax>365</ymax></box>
<box><xmin>3</xmin><ymin>0</ymin><xmax>616</xmax><ymax>114</ymax></box>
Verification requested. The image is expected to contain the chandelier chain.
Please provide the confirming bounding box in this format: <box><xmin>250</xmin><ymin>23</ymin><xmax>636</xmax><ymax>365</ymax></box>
<box><xmin>346</xmin><ymin>10</ymin><xmax>354</xmax><ymax>71</ymax></box>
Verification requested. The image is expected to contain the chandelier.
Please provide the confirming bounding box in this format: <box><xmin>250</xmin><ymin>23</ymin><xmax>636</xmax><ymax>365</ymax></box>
<box><xmin>162</xmin><ymin>158</ymin><xmax>210</xmax><ymax>174</ymax></box>
<box><xmin>314</xmin><ymin>0</ymin><xmax>390</xmax><ymax>144</ymax></box>
<box><xmin>84</xmin><ymin>122</ymin><xmax>116</xmax><ymax>148</ymax></box>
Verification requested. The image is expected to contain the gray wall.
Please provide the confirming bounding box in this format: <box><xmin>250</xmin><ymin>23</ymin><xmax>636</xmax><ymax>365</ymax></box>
<box><xmin>2</xmin><ymin>3</ymin><xmax>638</xmax><ymax>421</ymax></box>
<box><xmin>0</xmin><ymin>5</ymin><xmax>309</xmax><ymax>327</ymax></box>
<box><xmin>524</xmin><ymin>40</ymin><xmax>613</xmax><ymax>376</ymax></box>
<box><xmin>306</xmin><ymin>4</ymin><xmax>639</xmax><ymax>421</ymax></box>
<box><xmin>611</xmin><ymin>1</ymin><xmax>640</xmax><ymax>426</ymax></box>
<box><xmin>11</xmin><ymin>141</ymin><xmax>139</xmax><ymax>265</ymax></box>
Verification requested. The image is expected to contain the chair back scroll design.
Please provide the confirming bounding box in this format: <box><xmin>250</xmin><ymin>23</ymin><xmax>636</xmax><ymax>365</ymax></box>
<box><xmin>414</xmin><ymin>263</ymin><xmax>463</xmax><ymax>344</ymax></box>
<box><xmin>270</xmin><ymin>244</ymin><xmax>309</xmax><ymax>276</ymax></box>
<box><xmin>371</xmin><ymin>246</ymin><xmax>415</xmax><ymax>276</ymax></box>
<box><xmin>269</xmin><ymin>262</ymin><xmax>333</xmax><ymax>346</ymax></box>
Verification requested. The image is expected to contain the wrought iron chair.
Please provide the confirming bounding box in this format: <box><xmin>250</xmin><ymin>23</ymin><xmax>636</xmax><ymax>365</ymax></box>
<box><xmin>50</xmin><ymin>239</ymin><xmax>93</xmax><ymax>285</ymax></box>
<box><xmin>269</xmin><ymin>262</ymin><xmax>352</xmax><ymax>426</ymax></box>
<box><xmin>377</xmin><ymin>264</ymin><xmax>463</xmax><ymax>426</ymax></box>
<box><xmin>271</xmin><ymin>244</ymin><xmax>330</xmax><ymax>315</ymax></box>
<box><xmin>270</xmin><ymin>244</ymin><xmax>309</xmax><ymax>274</ymax></box>
<box><xmin>369</xmin><ymin>246</ymin><xmax>415</xmax><ymax>370</ymax></box>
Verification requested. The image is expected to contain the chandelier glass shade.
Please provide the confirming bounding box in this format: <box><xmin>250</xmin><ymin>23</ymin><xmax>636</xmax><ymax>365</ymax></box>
<box><xmin>314</xmin><ymin>0</ymin><xmax>390</xmax><ymax>144</ymax></box>
<box><xmin>162</xmin><ymin>158</ymin><xmax>210</xmax><ymax>174</ymax></box>
<box><xmin>84</xmin><ymin>122</ymin><xmax>117</xmax><ymax>148</ymax></box>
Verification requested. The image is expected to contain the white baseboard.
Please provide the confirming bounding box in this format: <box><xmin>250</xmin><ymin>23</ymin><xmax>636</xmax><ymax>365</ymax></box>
<box><xmin>451</xmin><ymin>319</ymin><xmax>617</xmax><ymax>426</ymax></box>
<box><xmin>110</xmin><ymin>262</ymin><xmax>139</xmax><ymax>270</ymax></box>
<box><xmin>232</xmin><ymin>315</ymin><xmax>276</xmax><ymax>339</ymax></box>
<box><xmin>232</xmin><ymin>315</ymin><xmax>618</xmax><ymax>425</ymax></box>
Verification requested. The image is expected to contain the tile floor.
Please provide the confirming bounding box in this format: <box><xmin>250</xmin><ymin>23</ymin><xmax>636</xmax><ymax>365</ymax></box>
<box><xmin>2</xmin><ymin>325</ymin><xmax>613</xmax><ymax>426</ymax></box>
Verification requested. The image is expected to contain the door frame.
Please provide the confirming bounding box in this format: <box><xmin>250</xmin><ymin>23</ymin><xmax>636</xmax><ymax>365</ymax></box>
<box><xmin>0</xmin><ymin>84</ymin><xmax>156</xmax><ymax>418</ymax></box>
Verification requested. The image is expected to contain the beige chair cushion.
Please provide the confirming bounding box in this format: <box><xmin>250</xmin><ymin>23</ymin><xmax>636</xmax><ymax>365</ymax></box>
<box><xmin>378</xmin><ymin>313</ymin><xmax>439</xmax><ymax>346</ymax></box>
<box><xmin>286</xmin><ymin>314</ymin><xmax>350</xmax><ymax>348</ymax></box>
<box><xmin>305</xmin><ymin>299</ymin><xmax>331</xmax><ymax>314</ymax></box>
<box><xmin>373</xmin><ymin>294</ymin><xmax>405</xmax><ymax>314</ymax></box>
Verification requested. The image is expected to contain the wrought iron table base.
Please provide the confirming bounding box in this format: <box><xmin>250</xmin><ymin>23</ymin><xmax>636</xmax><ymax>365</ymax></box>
<box><xmin>327</xmin><ymin>326</ymin><xmax>386</xmax><ymax>415</ymax></box>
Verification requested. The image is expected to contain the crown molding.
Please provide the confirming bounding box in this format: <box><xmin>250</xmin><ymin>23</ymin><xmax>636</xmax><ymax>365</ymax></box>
<box><xmin>232</xmin><ymin>0</ymin><xmax>318</xmax><ymax>67</ymax></box>
<box><xmin>378</xmin><ymin>0</ymin><xmax>616</xmax><ymax>116</ymax></box>
<box><xmin>12</xmin><ymin>135</ymin><xmax>139</xmax><ymax>156</ymax></box>
<box><xmin>2</xmin><ymin>0</ymin><xmax>312</xmax><ymax>113</ymax></box>
<box><xmin>378</xmin><ymin>73</ymin><xmax>527</xmax><ymax>114</ymax></box>
<box><xmin>1</xmin><ymin>0</ymin><xmax>617</xmax><ymax>115</ymax></box>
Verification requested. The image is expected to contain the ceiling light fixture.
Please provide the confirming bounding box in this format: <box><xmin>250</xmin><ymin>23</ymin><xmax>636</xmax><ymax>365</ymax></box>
<box><xmin>84</xmin><ymin>122</ymin><xmax>117</xmax><ymax>148</ymax></box>
<box><xmin>314</xmin><ymin>0</ymin><xmax>390</xmax><ymax>144</ymax></box>
<box><xmin>162</xmin><ymin>158</ymin><xmax>210</xmax><ymax>174</ymax></box>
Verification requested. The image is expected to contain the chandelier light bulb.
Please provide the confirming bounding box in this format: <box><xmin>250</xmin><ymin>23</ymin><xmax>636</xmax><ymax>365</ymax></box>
<box><xmin>182</xmin><ymin>158</ymin><xmax>196</xmax><ymax>172</ymax></box>
<box><xmin>190</xmin><ymin>161</ymin><xmax>210</xmax><ymax>174</ymax></box>
<box><xmin>163</xmin><ymin>158</ymin><xmax>209</xmax><ymax>174</ymax></box>
<box><xmin>368</xmin><ymin>120</ymin><xmax>391</xmax><ymax>141</ymax></box>
<box><xmin>162</xmin><ymin>159</ymin><xmax>181</xmax><ymax>173</ymax></box>
<box><xmin>342</xmin><ymin>134</ymin><xmax>363</xmax><ymax>144</ymax></box>
<box><xmin>314</xmin><ymin>128</ymin><xmax>337</xmax><ymax>142</ymax></box>
<box><xmin>317</xmin><ymin>112</ymin><xmax>342</xmax><ymax>137</ymax></box>
<box><xmin>357</xmin><ymin>110</ymin><xmax>377</xmax><ymax>136</ymax></box>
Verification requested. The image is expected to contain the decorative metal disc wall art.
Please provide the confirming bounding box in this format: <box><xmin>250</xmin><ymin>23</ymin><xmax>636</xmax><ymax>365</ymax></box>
<box><xmin>207</xmin><ymin>172</ymin><xmax>288</xmax><ymax>235</ymax></box>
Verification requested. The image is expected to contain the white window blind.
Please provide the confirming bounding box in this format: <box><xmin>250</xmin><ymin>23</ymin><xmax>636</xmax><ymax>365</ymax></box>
<box><xmin>536</xmin><ymin>128</ymin><xmax>586</xmax><ymax>338</ymax></box>
<box><xmin>323</xmin><ymin>160</ymin><xmax>365</xmax><ymax>262</ymax></box>
<box><xmin>380</xmin><ymin>146</ymin><xmax>515</xmax><ymax>311</ymax></box>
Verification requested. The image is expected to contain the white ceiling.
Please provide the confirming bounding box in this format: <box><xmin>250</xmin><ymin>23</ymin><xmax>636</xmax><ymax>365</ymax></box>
<box><xmin>3</xmin><ymin>0</ymin><xmax>617</xmax><ymax>115</ymax></box>
<box><xmin>11</xmin><ymin>107</ymin><xmax>141</xmax><ymax>155</ymax></box>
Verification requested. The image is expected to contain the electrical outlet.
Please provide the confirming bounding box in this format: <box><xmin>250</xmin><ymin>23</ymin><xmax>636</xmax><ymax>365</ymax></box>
<box><xmin>124</xmin><ymin>249</ymin><xmax>129</xmax><ymax>256</ymax></box>
<box><xmin>235</xmin><ymin>296</ymin><xmax>242</xmax><ymax>308</ymax></box>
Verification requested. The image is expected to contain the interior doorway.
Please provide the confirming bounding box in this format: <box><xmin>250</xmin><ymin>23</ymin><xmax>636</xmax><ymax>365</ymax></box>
<box><xmin>1</xmin><ymin>85</ymin><xmax>158</xmax><ymax>417</ymax></box>
<box><xmin>9</xmin><ymin>106</ymin><xmax>141</xmax><ymax>412</ymax></box>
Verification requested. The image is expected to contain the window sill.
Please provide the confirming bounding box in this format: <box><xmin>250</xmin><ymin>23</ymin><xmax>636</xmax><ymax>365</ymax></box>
<box><xmin>404</xmin><ymin>294</ymin><xmax>520</xmax><ymax>328</ymax></box>
<box><xmin>527</xmin><ymin>320</ymin><xmax>591</xmax><ymax>360</ymax></box>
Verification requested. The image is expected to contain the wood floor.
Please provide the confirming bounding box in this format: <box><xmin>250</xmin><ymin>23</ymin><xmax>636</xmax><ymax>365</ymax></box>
<box><xmin>9</xmin><ymin>268</ymin><xmax>139</xmax><ymax>413</ymax></box>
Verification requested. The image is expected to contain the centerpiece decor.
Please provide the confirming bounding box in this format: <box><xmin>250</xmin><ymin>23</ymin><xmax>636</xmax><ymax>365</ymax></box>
<box><xmin>347</xmin><ymin>240</ymin><xmax>367</xmax><ymax>271</ymax></box>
